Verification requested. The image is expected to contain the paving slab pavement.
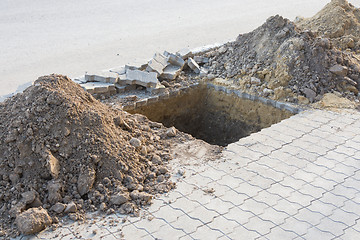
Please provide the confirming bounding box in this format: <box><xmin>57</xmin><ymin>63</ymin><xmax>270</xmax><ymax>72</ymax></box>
<box><xmin>15</xmin><ymin>109</ymin><xmax>360</xmax><ymax>239</ymax></box>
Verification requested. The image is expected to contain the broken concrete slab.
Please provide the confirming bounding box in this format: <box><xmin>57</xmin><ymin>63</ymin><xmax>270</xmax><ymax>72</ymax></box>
<box><xmin>80</xmin><ymin>82</ymin><xmax>117</xmax><ymax>95</ymax></box>
<box><xmin>164</xmin><ymin>51</ymin><xmax>185</xmax><ymax>67</ymax></box>
<box><xmin>194</xmin><ymin>56</ymin><xmax>209</xmax><ymax>64</ymax></box>
<box><xmin>85</xmin><ymin>71</ymin><xmax>118</xmax><ymax>84</ymax></box>
<box><xmin>146</xmin><ymin>52</ymin><xmax>168</xmax><ymax>75</ymax></box>
<box><xmin>119</xmin><ymin>69</ymin><xmax>159</xmax><ymax>88</ymax></box>
<box><xmin>161</xmin><ymin>65</ymin><xmax>182</xmax><ymax>80</ymax></box>
<box><xmin>187</xmin><ymin>58</ymin><xmax>201</xmax><ymax>74</ymax></box>
<box><xmin>176</xmin><ymin>48</ymin><xmax>193</xmax><ymax>59</ymax></box>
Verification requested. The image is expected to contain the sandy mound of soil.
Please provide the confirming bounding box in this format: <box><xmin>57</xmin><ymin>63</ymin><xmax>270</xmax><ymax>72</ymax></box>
<box><xmin>198</xmin><ymin>14</ymin><xmax>360</xmax><ymax>103</ymax></box>
<box><xmin>296</xmin><ymin>0</ymin><xmax>360</xmax><ymax>52</ymax></box>
<box><xmin>0</xmin><ymin>75</ymin><xmax>185</xmax><ymax>237</ymax></box>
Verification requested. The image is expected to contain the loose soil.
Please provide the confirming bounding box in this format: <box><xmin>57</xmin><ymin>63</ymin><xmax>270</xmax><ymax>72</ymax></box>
<box><xmin>0</xmin><ymin>75</ymin><xmax>200</xmax><ymax>238</ymax></box>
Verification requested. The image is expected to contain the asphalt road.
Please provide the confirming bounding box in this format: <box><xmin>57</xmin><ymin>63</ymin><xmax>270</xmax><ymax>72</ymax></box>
<box><xmin>0</xmin><ymin>0</ymin><xmax>358</xmax><ymax>98</ymax></box>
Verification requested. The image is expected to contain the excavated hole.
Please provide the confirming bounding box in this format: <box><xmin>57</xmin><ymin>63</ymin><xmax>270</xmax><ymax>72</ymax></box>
<box><xmin>130</xmin><ymin>85</ymin><xmax>294</xmax><ymax>146</ymax></box>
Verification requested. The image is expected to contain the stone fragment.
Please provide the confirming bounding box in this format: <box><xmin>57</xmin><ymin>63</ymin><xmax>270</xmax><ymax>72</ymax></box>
<box><xmin>64</xmin><ymin>202</ymin><xmax>77</xmax><ymax>213</ymax></box>
<box><xmin>161</xmin><ymin>65</ymin><xmax>182</xmax><ymax>80</ymax></box>
<box><xmin>329</xmin><ymin>65</ymin><xmax>348</xmax><ymax>76</ymax></box>
<box><xmin>263</xmin><ymin>88</ymin><xmax>274</xmax><ymax>97</ymax></box>
<box><xmin>130</xmin><ymin>190</ymin><xmax>152</xmax><ymax>204</ymax></box>
<box><xmin>250</xmin><ymin>77</ymin><xmax>261</xmax><ymax>86</ymax></box>
<box><xmin>110</xmin><ymin>193</ymin><xmax>129</xmax><ymax>205</ymax></box>
<box><xmin>218</xmin><ymin>46</ymin><xmax>227</xmax><ymax>54</ymax></box>
<box><xmin>166</xmin><ymin>127</ymin><xmax>177</xmax><ymax>137</ymax></box>
<box><xmin>121</xmin><ymin>69</ymin><xmax>159</xmax><ymax>88</ymax></box>
<box><xmin>158</xmin><ymin>167</ymin><xmax>168</xmax><ymax>174</ymax></box>
<box><xmin>84</xmin><ymin>71</ymin><xmax>118</xmax><ymax>84</ymax></box>
<box><xmin>151</xmin><ymin>154</ymin><xmax>162</xmax><ymax>164</ymax></box>
<box><xmin>80</xmin><ymin>82</ymin><xmax>116</xmax><ymax>95</ymax></box>
<box><xmin>50</xmin><ymin>203</ymin><xmax>66</xmax><ymax>214</ymax></box>
<box><xmin>21</xmin><ymin>191</ymin><xmax>37</xmax><ymax>205</ymax></box>
<box><xmin>77</xmin><ymin>167</ymin><xmax>96</xmax><ymax>196</ymax></box>
<box><xmin>16</xmin><ymin>207</ymin><xmax>52</xmax><ymax>235</ymax></box>
<box><xmin>146</xmin><ymin>52</ymin><xmax>168</xmax><ymax>75</ymax></box>
<box><xmin>130</xmin><ymin>138</ymin><xmax>141</xmax><ymax>148</ymax></box>
<box><xmin>194</xmin><ymin>56</ymin><xmax>209</xmax><ymax>64</ymax></box>
<box><xmin>166</xmin><ymin>52</ymin><xmax>185</xmax><ymax>67</ymax></box>
<box><xmin>47</xmin><ymin>180</ymin><xmax>63</xmax><ymax>205</ymax></box>
<box><xmin>187</xmin><ymin>58</ymin><xmax>201</xmax><ymax>74</ymax></box>
<box><xmin>303</xmin><ymin>88</ymin><xmax>316</xmax><ymax>102</ymax></box>
<box><xmin>176</xmin><ymin>48</ymin><xmax>193</xmax><ymax>59</ymax></box>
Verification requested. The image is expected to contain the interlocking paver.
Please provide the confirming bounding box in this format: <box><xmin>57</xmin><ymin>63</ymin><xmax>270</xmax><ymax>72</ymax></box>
<box><xmin>293</xmin><ymin>208</ymin><xmax>324</xmax><ymax>226</ymax></box>
<box><xmin>244</xmin><ymin>215</ymin><xmax>275</xmax><ymax>236</ymax></box>
<box><xmin>207</xmin><ymin>215</ymin><xmax>240</xmax><ymax>235</ymax></box>
<box><xmin>302</xmin><ymin>226</ymin><xmax>335</xmax><ymax>240</ymax></box>
<box><xmin>281</xmin><ymin>216</ymin><xmax>314</xmax><ymax>236</ymax></box>
<box><xmin>24</xmin><ymin>109</ymin><xmax>360</xmax><ymax>240</ymax></box>
<box><xmin>227</xmin><ymin>225</ymin><xmax>261</xmax><ymax>239</ymax></box>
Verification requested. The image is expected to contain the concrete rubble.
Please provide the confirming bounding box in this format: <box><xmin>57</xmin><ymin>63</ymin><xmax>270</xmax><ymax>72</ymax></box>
<box><xmin>77</xmin><ymin>48</ymin><xmax>205</xmax><ymax>98</ymax></box>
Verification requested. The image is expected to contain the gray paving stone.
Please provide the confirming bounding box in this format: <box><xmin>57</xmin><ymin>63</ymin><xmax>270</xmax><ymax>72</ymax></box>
<box><xmin>302</xmin><ymin>226</ymin><xmax>335</xmax><ymax>240</ymax></box>
<box><xmin>258</xmin><ymin>206</ymin><xmax>289</xmax><ymax>225</ymax></box>
<box><xmin>151</xmin><ymin>223</ymin><xmax>187</xmax><ymax>240</ymax></box>
<box><xmin>272</xmin><ymin>198</ymin><xmax>302</xmax><ymax>216</ymax></box>
<box><xmin>280</xmin><ymin>216</ymin><xmax>313</xmax><ymax>236</ymax></box>
<box><xmin>122</xmin><ymin>223</ymin><xmax>153</xmax><ymax>239</ymax></box>
<box><xmin>293</xmin><ymin>208</ymin><xmax>324</xmax><ymax>226</ymax></box>
<box><xmin>244</xmin><ymin>215</ymin><xmax>276</xmax><ymax>236</ymax></box>
<box><xmin>204</xmin><ymin>197</ymin><xmax>233</xmax><ymax>215</ymax></box>
<box><xmin>170</xmin><ymin>214</ymin><xmax>203</xmax><ymax>234</ymax></box>
<box><xmin>227</xmin><ymin>225</ymin><xmax>261</xmax><ymax>239</ymax></box>
<box><xmin>189</xmin><ymin>205</ymin><xmax>219</xmax><ymax>224</ymax></box>
<box><xmin>263</xmin><ymin>227</ymin><xmax>299</xmax><ymax>239</ymax></box>
<box><xmin>225</xmin><ymin>206</ymin><xmax>255</xmax><ymax>225</ymax></box>
<box><xmin>342</xmin><ymin>227</ymin><xmax>360</xmax><ymax>240</ymax></box>
<box><xmin>315</xmin><ymin>217</ymin><xmax>347</xmax><ymax>237</ymax></box>
<box><xmin>207</xmin><ymin>215</ymin><xmax>240</xmax><ymax>235</ymax></box>
<box><xmin>328</xmin><ymin>207</ymin><xmax>358</xmax><ymax>227</ymax></box>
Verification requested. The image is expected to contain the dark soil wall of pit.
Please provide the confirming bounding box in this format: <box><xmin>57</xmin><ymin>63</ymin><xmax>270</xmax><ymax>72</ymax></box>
<box><xmin>129</xmin><ymin>85</ymin><xmax>293</xmax><ymax>146</ymax></box>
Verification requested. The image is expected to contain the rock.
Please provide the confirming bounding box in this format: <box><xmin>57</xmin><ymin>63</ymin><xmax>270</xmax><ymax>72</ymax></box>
<box><xmin>157</xmin><ymin>175</ymin><xmax>165</xmax><ymax>182</ymax></box>
<box><xmin>329</xmin><ymin>65</ymin><xmax>348</xmax><ymax>76</ymax></box>
<box><xmin>166</xmin><ymin>127</ymin><xmax>177</xmax><ymax>137</ymax></box>
<box><xmin>303</xmin><ymin>88</ymin><xmax>317</xmax><ymax>102</ymax></box>
<box><xmin>151</xmin><ymin>154</ymin><xmax>162</xmax><ymax>164</ymax></box>
<box><xmin>187</xmin><ymin>58</ymin><xmax>201</xmax><ymax>74</ymax></box>
<box><xmin>99</xmin><ymin>202</ymin><xmax>107</xmax><ymax>211</ymax></box>
<box><xmin>194</xmin><ymin>56</ymin><xmax>209</xmax><ymax>64</ymax></box>
<box><xmin>47</xmin><ymin>180</ymin><xmax>63</xmax><ymax>205</ymax></box>
<box><xmin>16</xmin><ymin>207</ymin><xmax>52</xmax><ymax>235</ymax></box>
<box><xmin>77</xmin><ymin>167</ymin><xmax>96</xmax><ymax>196</ymax></box>
<box><xmin>218</xmin><ymin>46</ymin><xmax>227</xmax><ymax>54</ymax></box>
<box><xmin>161</xmin><ymin>80</ymin><xmax>171</xmax><ymax>88</ymax></box>
<box><xmin>110</xmin><ymin>193</ymin><xmax>129</xmax><ymax>205</ymax></box>
<box><xmin>64</xmin><ymin>202</ymin><xmax>77</xmax><ymax>213</ymax></box>
<box><xmin>262</xmin><ymin>88</ymin><xmax>274</xmax><ymax>97</ymax></box>
<box><xmin>21</xmin><ymin>191</ymin><xmax>37</xmax><ymax>205</ymax></box>
<box><xmin>44</xmin><ymin>151</ymin><xmax>60</xmax><ymax>179</ymax></box>
<box><xmin>298</xmin><ymin>95</ymin><xmax>310</xmax><ymax>104</ymax></box>
<box><xmin>130</xmin><ymin>190</ymin><xmax>152</xmax><ymax>204</ymax></box>
<box><xmin>207</xmin><ymin>73</ymin><xmax>216</xmax><ymax>80</ymax></box>
<box><xmin>250</xmin><ymin>77</ymin><xmax>261</xmax><ymax>86</ymax></box>
<box><xmin>129</xmin><ymin>138</ymin><xmax>141</xmax><ymax>148</ymax></box>
<box><xmin>50</xmin><ymin>203</ymin><xmax>66</xmax><ymax>214</ymax></box>
<box><xmin>158</xmin><ymin>167</ymin><xmax>168</xmax><ymax>175</ymax></box>
<box><xmin>10</xmin><ymin>202</ymin><xmax>26</xmax><ymax>218</ymax></box>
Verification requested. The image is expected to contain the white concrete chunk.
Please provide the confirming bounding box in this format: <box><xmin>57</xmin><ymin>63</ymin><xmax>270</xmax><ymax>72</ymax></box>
<box><xmin>161</xmin><ymin>65</ymin><xmax>182</xmax><ymax>80</ymax></box>
<box><xmin>187</xmin><ymin>58</ymin><xmax>201</xmax><ymax>74</ymax></box>
<box><xmin>164</xmin><ymin>51</ymin><xmax>185</xmax><ymax>67</ymax></box>
<box><xmin>121</xmin><ymin>69</ymin><xmax>159</xmax><ymax>88</ymax></box>
<box><xmin>146</xmin><ymin>52</ymin><xmax>168</xmax><ymax>75</ymax></box>
<box><xmin>177</xmin><ymin>48</ymin><xmax>193</xmax><ymax>59</ymax></box>
<box><xmin>194</xmin><ymin>56</ymin><xmax>209</xmax><ymax>64</ymax></box>
<box><xmin>85</xmin><ymin>71</ymin><xmax>118</xmax><ymax>84</ymax></box>
<box><xmin>80</xmin><ymin>82</ymin><xmax>116</xmax><ymax>95</ymax></box>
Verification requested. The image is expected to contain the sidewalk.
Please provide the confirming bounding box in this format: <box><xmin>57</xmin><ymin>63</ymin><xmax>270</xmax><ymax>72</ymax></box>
<box><xmin>18</xmin><ymin>109</ymin><xmax>360</xmax><ymax>239</ymax></box>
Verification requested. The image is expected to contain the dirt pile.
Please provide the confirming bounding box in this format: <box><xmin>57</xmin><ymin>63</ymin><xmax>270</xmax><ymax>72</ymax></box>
<box><xmin>296</xmin><ymin>0</ymin><xmax>360</xmax><ymax>52</ymax></box>
<box><xmin>0</xmin><ymin>75</ymin><xmax>183</xmax><ymax>237</ymax></box>
<box><xmin>197</xmin><ymin>14</ymin><xmax>360</xmax><ymax>104</ymax></box>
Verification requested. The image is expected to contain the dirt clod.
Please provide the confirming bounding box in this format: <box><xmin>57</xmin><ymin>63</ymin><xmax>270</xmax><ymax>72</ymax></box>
<box><xmin>15</xmin><ymin>207</ymin><xmax>52</xmax><ymax>235</ymax></box>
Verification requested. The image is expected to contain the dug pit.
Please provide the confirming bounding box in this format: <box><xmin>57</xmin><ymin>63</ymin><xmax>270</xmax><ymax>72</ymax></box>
<box><xmin>128</xmin><ymin>84</ymin><xmax>295</xmax><ymax>146</ymax></box>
